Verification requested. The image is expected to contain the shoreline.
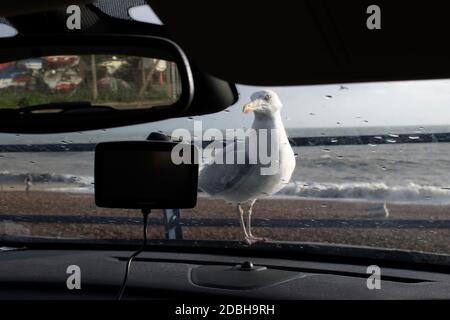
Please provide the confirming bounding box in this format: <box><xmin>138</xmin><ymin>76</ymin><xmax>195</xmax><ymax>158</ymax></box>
<box><xmin>0</xmin><ymin>190</ymin><xmax>449</xmax><ymax>254</ymax></box>
<box><xmin>2</xmin><ymin>183</ymin><xmax>450</xmax><ymax>207</ymax></box>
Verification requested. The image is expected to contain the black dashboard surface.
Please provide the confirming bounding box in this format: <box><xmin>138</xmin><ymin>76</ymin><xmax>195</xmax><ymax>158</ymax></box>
<box><xmin>0</xmin><ymin>249</ymin><xmax>449</xmax><ymax>299</ymax></box>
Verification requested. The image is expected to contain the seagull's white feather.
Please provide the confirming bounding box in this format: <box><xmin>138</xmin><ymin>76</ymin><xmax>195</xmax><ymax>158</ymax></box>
<box><xmin>199</xmin><ymin>140</ymin><xmax>257</xmax><ymax>197</ymax></box>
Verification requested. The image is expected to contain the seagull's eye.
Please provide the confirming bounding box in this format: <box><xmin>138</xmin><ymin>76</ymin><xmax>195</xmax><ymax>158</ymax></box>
<box><xmin>264</xmin><ymin>94</ymin><xmax>271</xmax><ymax>101</ymax></box>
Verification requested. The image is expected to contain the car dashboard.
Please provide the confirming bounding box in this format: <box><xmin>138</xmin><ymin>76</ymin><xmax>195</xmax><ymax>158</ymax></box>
<box><xmin>0</xmin><ymin>248</ymin><xmax>449</xmax><ymax>300</ymax></box>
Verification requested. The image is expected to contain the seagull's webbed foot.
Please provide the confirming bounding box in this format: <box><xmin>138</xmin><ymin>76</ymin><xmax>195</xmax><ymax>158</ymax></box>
<box><xmin>245</xmin><ymin>236</ymin><xmax>263</xmax><ymax>245</ymax></box>
<box><xmin>249</xmin><ymin>233</ymin><xmax>269</xmax><ymax>242</ymax></box>
<box><xmin>244</xmin><ymin>235</ymin><xmax>268</xmax><ymax>245</ymax></box>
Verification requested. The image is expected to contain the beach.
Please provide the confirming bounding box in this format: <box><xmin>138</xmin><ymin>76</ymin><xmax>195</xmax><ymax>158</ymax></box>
<box><xmin>0</xmin><ymin>190</ymin><xmax>449</xmax><ymax>255</ymax></box>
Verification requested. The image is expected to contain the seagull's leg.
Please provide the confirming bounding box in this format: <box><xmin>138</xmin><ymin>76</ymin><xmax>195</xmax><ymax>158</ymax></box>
<box><xmin>247</xmin><ymin>200</ymin><xmax>267</xmax><ymax>242</ymax></box>
<box><xmin>238</xmin><ymin>203</ymin><xmax>262</xmax><ymax>245</ymax></box>
<box><xmin>236</xmin><ymin>204</ymin><xmax>250</xmax><ymax>242</ymax></box>
<box><xmin>247</xmin><ymin>199</ymin><xmax>256</xmax><ymax>237</ymax></box>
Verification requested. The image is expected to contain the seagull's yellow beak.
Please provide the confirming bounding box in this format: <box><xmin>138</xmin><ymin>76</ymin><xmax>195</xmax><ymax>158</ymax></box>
<box><xmin>243</xmin><ymin>101</ymin><xmax>257</xmax><ymax>113</ymax></box>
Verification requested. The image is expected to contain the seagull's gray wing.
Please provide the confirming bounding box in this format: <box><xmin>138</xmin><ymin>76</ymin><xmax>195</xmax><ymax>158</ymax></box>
<box><xmin>199</xmin><ymin>140</ymin><xmax>257</xmax><ymax>195</ymax></box>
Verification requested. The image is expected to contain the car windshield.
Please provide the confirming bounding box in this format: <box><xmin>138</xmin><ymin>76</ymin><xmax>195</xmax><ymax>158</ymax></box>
<box><xmin>1</xmin><ymin>80</ymin><xmax>450</xmax><ymax>257</ymax></box>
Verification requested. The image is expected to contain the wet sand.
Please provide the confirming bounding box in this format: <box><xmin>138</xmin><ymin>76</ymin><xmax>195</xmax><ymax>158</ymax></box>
<box><xmin>0</xmin><ymin>191</ymin><xmax>449</xmax><ymax>254</ymax></box>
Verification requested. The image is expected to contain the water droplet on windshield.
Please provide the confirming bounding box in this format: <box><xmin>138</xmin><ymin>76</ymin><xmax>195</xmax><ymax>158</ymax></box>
<box><xmin>224</xmin><ymin>110</ymin><xmax>230</xmax><ymax>113</ymax></box>
<box><xmin>325</xmin><ymin>95</ymin><xmax>333</xmax><ymax>99</ymax></box>
<box><xmin>309</xmin><ymin>113</ymin><xmax>315</xmax><ymax>116</ymax></box>
<box><xmin>408</xmin><ymin>136</ymin><xmax>420</xmax><ymax>140</ymax></box>
<box><xmin>322</xmin><ymin>148</ymin><xmax>330</xmax><ymax>153</ymax></box>
<box><xmin>386</xmin><ymin>139</ymin><xmax>396</xmax><ymax>143</ymax></box>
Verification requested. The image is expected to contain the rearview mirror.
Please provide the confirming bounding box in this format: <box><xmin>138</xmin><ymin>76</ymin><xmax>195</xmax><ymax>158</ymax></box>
<box><xmin>0</xmin><ymin>34</ymin><xmax>193</xmax><ymax>133</ymax></box>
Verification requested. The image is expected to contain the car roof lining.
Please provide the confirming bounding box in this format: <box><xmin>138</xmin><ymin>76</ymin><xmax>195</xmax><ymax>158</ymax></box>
<box><xmin>148</xmin><ymin>0</ymin><xmax>450</xmax><ymax>86</ymax></box>
<box><xmin>5</xmin><ymin>1</ymin><xmax>450</xmax><ymax>87</ymax></box>
<box><xmin>2</xmin><ymin>1</ymin><xmax>163</xmax><ymax>35</ymax></box>
<box><xmin>93</xmin><ymin>0</ymin><xmax>149</xmax><ymax>21</ymax></box>
<box><xmin>0</xmin><ymin>0</ymin><xmax>95</xmax><ymax>18</ymax></box>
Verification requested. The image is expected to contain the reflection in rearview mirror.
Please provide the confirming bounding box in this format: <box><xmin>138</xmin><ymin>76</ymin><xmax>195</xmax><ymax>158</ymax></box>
<box><xmin>0</xmin><ymin>55</ymin><xmax>182</xmax><ymax>109</ymax></box>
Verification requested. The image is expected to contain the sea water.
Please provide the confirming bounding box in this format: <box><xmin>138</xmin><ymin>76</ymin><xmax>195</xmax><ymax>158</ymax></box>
<box><xmin>2</xmin><ymin>132</ymin><xmax>450</xmax><ymax>204</ymax></box>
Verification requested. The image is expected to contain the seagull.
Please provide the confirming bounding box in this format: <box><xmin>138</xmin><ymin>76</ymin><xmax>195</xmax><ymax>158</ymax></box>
<box><xmin>199</xmin><ymin>90</ymin><xmax>296</xmax><ymax>244</ymax></box>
